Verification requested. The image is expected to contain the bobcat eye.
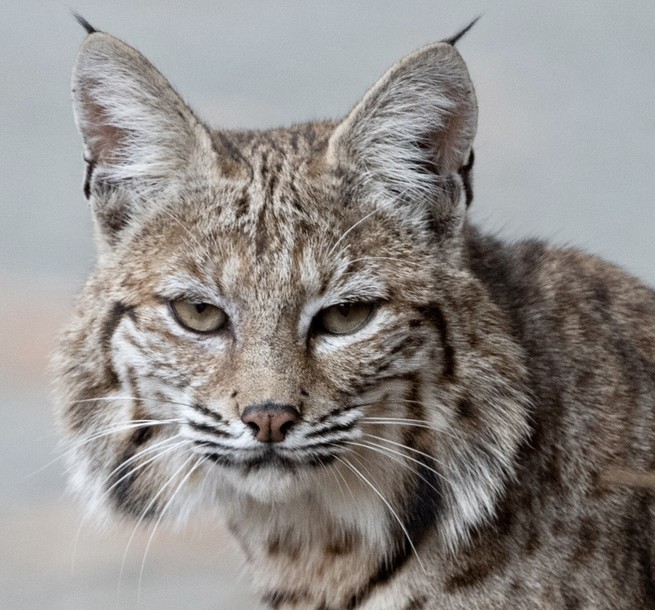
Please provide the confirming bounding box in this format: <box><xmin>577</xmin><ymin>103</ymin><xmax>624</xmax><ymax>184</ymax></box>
<box><xmin>315</xmin><ymin>302</ymin><xmax>375</xmax><ymax>335</ymax></box>
<box><xmin>170</xmin><ymin>300</ymin><xmax>227</xmax><ymax>333</ymax></box>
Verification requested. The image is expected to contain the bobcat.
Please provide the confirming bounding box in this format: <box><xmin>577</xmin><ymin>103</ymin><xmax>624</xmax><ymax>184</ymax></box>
<box><xmin>52</xmin><ymin>17</ymin><xmax>655</xmax><ymax>609</ymax></box>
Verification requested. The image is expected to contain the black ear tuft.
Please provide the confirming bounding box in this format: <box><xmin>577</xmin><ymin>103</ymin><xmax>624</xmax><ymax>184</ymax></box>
<box><xmin>444</xmin><ymin>16</ymin><xmax>481</xmax><ymax>46</ymax></box>
<box><xmin>72</xmin><ymin>12</ymin><xmax>98</xmax><ymax>35</ymax></box>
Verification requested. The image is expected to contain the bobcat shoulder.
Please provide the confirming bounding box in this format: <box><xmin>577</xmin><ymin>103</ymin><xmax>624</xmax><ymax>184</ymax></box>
<box><xmin>52</xmin><ymin>19</ymin><xmax>655</xmax><ymax>609</ymax></box>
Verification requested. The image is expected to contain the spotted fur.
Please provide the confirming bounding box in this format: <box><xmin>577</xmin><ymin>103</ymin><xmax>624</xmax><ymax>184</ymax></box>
<box><xmin>52</xmin><ymin>23</ymin><xmax>655</xmax><ymax>609</ymax></box>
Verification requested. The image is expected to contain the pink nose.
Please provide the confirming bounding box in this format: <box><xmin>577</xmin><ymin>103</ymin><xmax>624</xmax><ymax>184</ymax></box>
<box><xmin>241</xmin><ymin>403</ymin><xmax>300</xmax><ymax>443</ymax></box>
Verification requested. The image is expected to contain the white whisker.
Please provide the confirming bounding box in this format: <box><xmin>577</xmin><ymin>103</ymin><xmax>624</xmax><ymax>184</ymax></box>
<box><xmin>68</xmin><ymin>395</ymin><xmax>196</xmax><ymax>409</ymax></box>
<box><xmin>116</xmin><ymin>451</ymin><xmax>195</xmax><ymax>605</ymax></box>
<box><xmin>27</xmin><ymin>419</ymin><xmax>183</xmax><ymax>480</ymax></box>
<box><xmin>66</xmin><ymin>418</ymin><xmax>183</xmax><ymax>452</ymax></box>
<box><xmin>346</xmin><ymin>438</ymin><xmax>447</xmax><ymax>485</ymax></box>
<box><xmin>363</xmin><ymin>433</ymin><xmax>448</xmax><ymax>468</ymax></box>
<box><xmin>70</xmin><ymin>436</ymin><xmax>186</xmax><ymax>576</ymax></box>
<box><xmin>335</xmin><ymin>454</ymin><xmax>426</xmax><ymax>574</ymax></box>
<box><xmin>361</xmin><ymin>416</ymin><xmax>455</xmax><ymax>438</ymax></box>
<box><xmin>137</xmin><ymin>455</ymin><xmax>206</xmax><ymax>605</ymax></box>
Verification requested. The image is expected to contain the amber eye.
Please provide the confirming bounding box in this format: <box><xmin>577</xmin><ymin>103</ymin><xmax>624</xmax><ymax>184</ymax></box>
<box><xmin>315</xmin><ymin>302</ymin><xmax>375</xmax><ymax>335</ymax></box>
<box><xmin>170</xmin><ymin>300</ymin><xmax>227</xmax><ymax>333</ymax></box>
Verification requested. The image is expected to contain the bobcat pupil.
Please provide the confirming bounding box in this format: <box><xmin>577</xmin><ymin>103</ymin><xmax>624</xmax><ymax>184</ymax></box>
<box><xmin>336</xmin><ymin>304</ymin><xmax>351</xmax><ymax>317</ymax></box>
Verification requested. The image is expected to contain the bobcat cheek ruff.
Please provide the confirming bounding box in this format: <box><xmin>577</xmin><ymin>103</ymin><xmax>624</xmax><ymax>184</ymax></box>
<box><xmin>53</xmin><ymin>19</ymin><xmax>655</xmax><ymax>610</ymax></box>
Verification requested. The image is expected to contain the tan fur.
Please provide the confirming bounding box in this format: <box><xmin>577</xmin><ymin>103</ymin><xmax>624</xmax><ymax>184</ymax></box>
<box><xmin>52</xmin><ymin>25</ymin><xmax>655</xmax><ymax>609</ymax></box>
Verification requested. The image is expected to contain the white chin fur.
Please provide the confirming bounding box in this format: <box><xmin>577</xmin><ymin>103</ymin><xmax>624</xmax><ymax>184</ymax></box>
<box><xmin>213</xmin><ymin>465</ymin><xmax>307</xmax><ymax>504</ymax></box>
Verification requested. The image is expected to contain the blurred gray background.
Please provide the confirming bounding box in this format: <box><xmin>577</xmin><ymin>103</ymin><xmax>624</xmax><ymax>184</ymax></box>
<box><xmin>2</xmin><ymin>1</ymin><xmax>654</xmax><ymax>608</ymax></box>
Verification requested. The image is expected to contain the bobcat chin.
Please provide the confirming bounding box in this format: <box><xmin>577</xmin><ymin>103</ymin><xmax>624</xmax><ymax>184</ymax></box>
<box><xmin>53</xmin><ymin>17</ymin><xmax>655</xmax><ymax>609</ymax></box>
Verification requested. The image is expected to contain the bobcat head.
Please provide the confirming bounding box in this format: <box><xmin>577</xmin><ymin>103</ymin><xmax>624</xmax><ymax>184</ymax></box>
<box><xmin>53</xmin><ymin>22</ymin><xmax>529</xmax><ymax>553</ymax></box>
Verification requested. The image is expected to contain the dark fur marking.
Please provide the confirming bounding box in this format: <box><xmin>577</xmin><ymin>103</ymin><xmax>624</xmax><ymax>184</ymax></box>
<box><xmin>255</xmin><ymin>206</ymin><xmax>269</xmax><ymax>256</ymax></box>
<box><xmin>492</xmin><ymin>504</ymin><xmax>514</xmax><ymax>537</ymax></box>
<box><xmin>570</xmin><ymin>517</ymin><xmax>598</xmax><ymax>564</ymax></box>
<box><xmin>267</xmin><ymin>533</ymin><xmax>301</xmax><ymax>560</ymax></box>
<box><xmin>125</xmin><ymin>366</ymin><xmax>142</xmax><ymax>407</ymax></box>
<box><xmin>325</xmin><ymin>528</ymin><xmax>360</xmax><ymax>556</ymax></box>
<box><xmin>403</xmin><ymin>374</ymin><xmax>423</xmax><ymax>420</ymax></box>
<box><xmin>266</xmin><ymin>535</ymin><xmax>281</xmax><ymax>555</ymax></box>
<box><xmin>203</xmin><ymin>447</ymin><xmax>334</xmax><ymax>470</ymax></box>
<box><xmin>315</xmin><ymin>403</ymin><xmax>361</xmax><ymax>424</ymax></box>
<box><xmin>213</xmin><ymin>132</ymin><xmax>254</xmax><ymax>183</ymax></box>
<box><xmin>402</xmin><ymin>596</ymin><xmax>428</xmax><ymax>610</ymax></box>
<box><xmin>102</xmin><ymin>302</ymin><xmax>134</xmax><ymax>348</ymax></box>
<box><xmin>456</xmin><ymin>397</ymin><xmax>475</xmax><ymax>420</ymax></box>
<box><xmin>285</xmin><ymin>179</ymin><xmax>305</xmax><ymax>214</ymax></box>
<box><xmin>290</xmin><ymin>130</ymin><xmax>299</xmax><ymax>152</ymax></box>
<box><xmin>417</xmin><ymin>304</ymin><xmax>456</xmax><ymax>379</ymax></box>
<box><xmin>592</xmin><ymin>281</ymin><xmax>611</xmax><ymax>308</ymax></box>
<box><xmin>305</xmin><ymin>420</ymin><xmax>355</xmax><ymax>438</ymax></box>
<box><xmin>315</xmin><ymin>408</ymin><xmax>340</xmax><ymax>424</ymax></box>
<box><xmin>445</xmin><ymin>559</ymin><xmax>496</xmax><ymax>592</ymax></box>
<box><xmin>101</xmin><ymin>302</ymin><xmax>134</xmax><ymax>385</ymax></box>
<box><xmin>465</xmin><ymin>232</ymin><xmax>548</xmax><ymax>343</ymax></box>
<box><xmin>630</xmin><ymin>492</ymin><xmax>655</xmax><ymax>603</ymax></box>
<box><xmin>108</xmin><ymin>423</ymin><xmax>155</xmax><ymax>514</ymax></box>
<box><xmin>192</xmin><ymin>402</ymin><xmax>224</xmax><ymax>423</ymax></box>
<box><xmin>266</xmin><ymin>161</ymin><xmax>282</xmax><ymax>200</ymax></box>
<box><xmin>303</xmin><ymin>123</ymin><xmax>317</xmax><ymax>148</ymax></box>
<box><xmin>523</xmin><ymin>519</ymin><xmax>540</xmax><ymax>556</ymax></box>
<box><xmin>233</xmin><ymin>187</ymin><xmax>252</xmax><ymax>220</ymax></box>
<box><xmin>262</xmin><ymin>589</ymin><xmax>307</xmax><ymax>609</ymax></box>
<box><xmin>130</xmin><ymin>423</ymin><xmax>153</xmax><ymax>447</ymax></box>
<box><xmin>83</xmin><ymin>158</ymin><xmax>96</xmax><ymax>199</ymax></box>
<box><xmin>388</xmin><ymin>335</ymin><xmax>425</xmax><ymax>358</ymax></box>
<box><xmin>189</xmin><ymin>420</ymin><xmax>231</xmax><ymax>438</ymax></box>
<box><xmin>509</xmin><ymin>579</ymin><xmax>522</xmax><ymax>592</ymax></box>
<box><xmin>560</xmin><ymin>582</ymin><xmax>582</xmax><ymax>610</ymax></box>
<box><xmin>95</xmin><ymin>207</ymin><xmax>130</xmax><ymax>239</ymax></box>
<box><xmin>458</xmin><ymin>148</ymin><xmax>475</xmax><ymax>208</ymax></box>
<box><xmin>413</xmin><ymin>138</ymin><xmax>440</xmax><ymax>184</ymax></box>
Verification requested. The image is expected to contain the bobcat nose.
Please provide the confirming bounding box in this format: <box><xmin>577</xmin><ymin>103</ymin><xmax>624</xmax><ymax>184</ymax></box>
<box><xmin>241</xmin><ymin>402</ymin><xmax>300</xmax><ymax>443</ymax></box>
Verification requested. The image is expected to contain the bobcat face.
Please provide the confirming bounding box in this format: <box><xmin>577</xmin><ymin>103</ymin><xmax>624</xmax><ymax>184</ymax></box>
<box><xmin>84</xmin><ymin>139</ymin><xmax>462</xmax><ymax>506</ymax></box>
<box><xmin>54</xmin><ymin>23</ymin><xmax>529</xmax><ymax>553</ymax></box>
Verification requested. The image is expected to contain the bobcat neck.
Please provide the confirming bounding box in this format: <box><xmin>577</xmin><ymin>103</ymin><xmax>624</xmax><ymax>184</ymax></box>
<box><xmin>226</xmin><ymin>493</ymin><xmax>391</xmax><ymax>608</ymax></box>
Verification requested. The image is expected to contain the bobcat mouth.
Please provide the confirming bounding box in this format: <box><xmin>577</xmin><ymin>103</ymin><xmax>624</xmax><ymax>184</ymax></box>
<box><xmin>195</xmin><ymin>441</ymin><xmax>337</xmax><ymax>470</ymax></box>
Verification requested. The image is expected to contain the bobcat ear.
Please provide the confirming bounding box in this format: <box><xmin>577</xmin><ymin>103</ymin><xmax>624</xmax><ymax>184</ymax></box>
<box><xmin>328</xmin><ymin>41</ymin><xmax>477</xmax><ymax>217</ymax></box>
<box><xmin>72</xmin><ymin>31</ymin><xmax>217</xmax><ymax>238</ymax></box>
